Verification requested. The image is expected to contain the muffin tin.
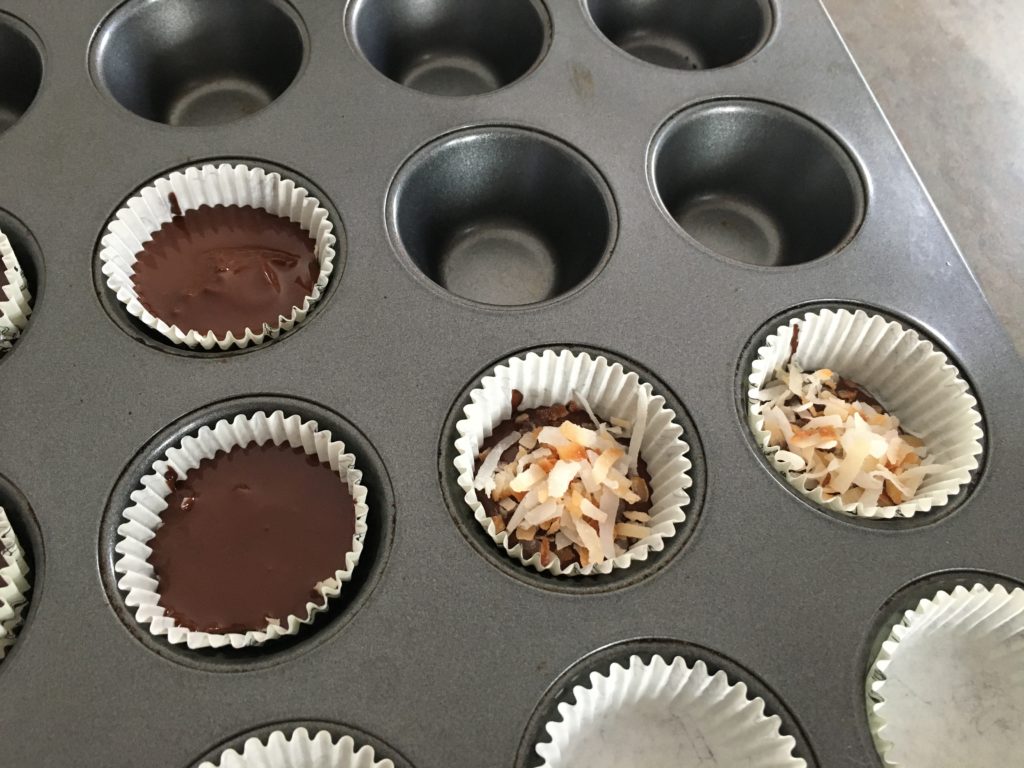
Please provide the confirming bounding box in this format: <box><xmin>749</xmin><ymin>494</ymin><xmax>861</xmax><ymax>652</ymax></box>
<box><xmin>0</xmin><ymin>0</ymin><xmax>1022</xmax><ymax>765</ymax></box>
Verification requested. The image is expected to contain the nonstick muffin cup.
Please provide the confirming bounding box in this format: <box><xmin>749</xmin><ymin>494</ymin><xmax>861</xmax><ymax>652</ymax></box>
<box><xmin>454</xmin><ymin>348</ymin><xmax>692</xmax><ymax>576</ymax></box>
<box><xmin>0</xmin><ymin>228</ymin><xmax>32</xmax><ymax>352</ymax></box>
<box><xmin>98</xmin><ymin>163</ymin><xmax>337</xmax><ymax>350</ymax></box>
<box><xmin>198</xmin><ymin>727</ymin><xmax>394</xmax><ymax>768</ymax></box>
<box><xmin>867</xmin><ymin>583</ymin><xmax>1024</xmax><ymax>767</ymax></box>
<box><xmin>747</xmin><ymin>307</ymin><xmax>983</xmax><ymax>518</ymax></box>
<box><xmin>534</xmin><ymin>653</ymin><xmax>806</xmax><ymax>767</ymax></box>
<box><xmin>0</xmin><ymin>506</ymin><xmax>30</xmax><ymax>660</ymax></box>
<box><xmin>113</xmin><ymin>410</ymin><xmax>369</xmax><ymax>650</ymax></box>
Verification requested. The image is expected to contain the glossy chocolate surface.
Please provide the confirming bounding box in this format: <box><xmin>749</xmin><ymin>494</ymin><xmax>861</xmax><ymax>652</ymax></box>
<box><xmin>150</xmin><ymin>442</ymin><xmax>355</xmax><ymax>633</ymax></box>
<box><xmin>132</xmin><ymin>204</ymin><xmax>317</xmax><ymax>337</ymax></box>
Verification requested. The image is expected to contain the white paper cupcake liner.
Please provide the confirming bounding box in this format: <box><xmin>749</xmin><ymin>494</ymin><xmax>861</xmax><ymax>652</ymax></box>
<box><xmin>0</xmin><ymin>229</ymin><xmax>33</xmax><ymax>352</ymax></box>
<box><xmin>198</xmin><ymin>728</ymin><xmax>394</xmax><ymax>768</ymax></box>
<box><xmin>0</xmin><ymin>507</ymin><xmax>31</xmax><ymax>660</ymax></box>
<box><xmin>98</xmin><ymin>163</ymin><xmax>337</xmax><ymax>350</ymax></box>
<box><xmin>535</xmin><ymin>654</ymin><xmax>806</xmax><ymax>768</ymax></box>
<box><xmin>867</xmin><ymin>583</ymin><xmax>1024</xmax><ymax>767</ymax></box>
<box><xmin>748</xmin><ymin>307</ymin><xmax>983</xmax><ymax>518</ymax></box>
<box><xmin>113</xmin><ymin>410</ymin><xmax>369</xmax><ymax>650</ymax></box>
<box><xmin>454</xmin><ymin>349</ymin><xmax>692</xmax><ymax>576</ymax></box>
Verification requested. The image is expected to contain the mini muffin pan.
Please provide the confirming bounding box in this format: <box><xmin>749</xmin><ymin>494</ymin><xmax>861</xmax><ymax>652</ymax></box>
<box><xmin>0</xmin><ymin>0</ymin><xmax>1021</xmax><ymax>766</ymax></box>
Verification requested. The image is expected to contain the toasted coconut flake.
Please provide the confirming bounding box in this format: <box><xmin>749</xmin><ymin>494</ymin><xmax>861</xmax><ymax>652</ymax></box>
<box><xmin>753</xmin><ymin>360</ymin><xmax>945</xmax><ymax>512</ymax></box>
<box><xmin>625</xmin><ymin>389</ymin><xmax>648</xmax><ymax>472</ymax></box>
<box><xmin>614</xmin><ymin>522</ymin><xmax>650</xmax><ymax>540</ymax></box>
<box><xmin>775</xmin><ymin>450</ymin><xmax>806</xmax><ymax>472</ymax></box>
<box><xmin>557</xmin><ymin>442</ymin><xmax>588</xmax><ymax>462</ymax></box>
<box><xmin>631</xmin><ymin>476</ymin><xmax>650</xmax><ymax>503</ymax></box>
<box><xmin>576</xmin><ymin>518</ymin><xmax>603</xmax><ymax>564</ymax></box>
<box><xmin>560</xmin><ymin>421</ymin><xmax>599</xmax><ymax>448</ymax></box>
<box><xmin>474</xmin><ymin>431</ymin><xmax>521</xmax><ymax>492</ymax></box>
<box><xmin>537</xmin><ymin>425</ymin><xmax>570</xmax><ymax>448</ymax></box>
<box><xmin>579</xmin><ymin>497</ymin><xmax>607</xmax><ymax>523</ymax></box>
<box><xmin>474</xmin><ymin>394</ymin><xmax>656</xmax><ymax>571</ymax></box>
<box><xmin>548</xmin><ymin>460</ymin><xmax>581</xmax><ymax>498</ymax></box>
<box><xmin>571</xmin><ymin>388</ymin><xmax>601</xmax><ymax>429</ymax></box>
<box><xmin>525</xmin><ymin>499</ymin><xmax>561</xmax><ymax>526</ymax></box>
<box><xmin>884</xmin><ymin>479</ymin><xmax>904</xmax><ymax>504</ymax></box>
<box><xmin>590</xmin><ymin>446</ymin><xmax>624</xmax><ymax>485</ymax></box>
<box><xmin>510</xmin><ymin>463</ymin><xmax>546</xmax><ymax>493</ymax></box>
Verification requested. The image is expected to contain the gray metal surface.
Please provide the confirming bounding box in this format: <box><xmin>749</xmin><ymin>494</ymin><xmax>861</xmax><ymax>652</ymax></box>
<box><xmin>0</xmin><ymin>0</ymin><xmax>1021</xmax><ymax>766</ymax></box>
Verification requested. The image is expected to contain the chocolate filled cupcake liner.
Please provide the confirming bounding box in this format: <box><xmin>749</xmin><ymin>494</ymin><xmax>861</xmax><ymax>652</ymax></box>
<box><xmin>454</xmin><ymin>349</ymin><xmax>692</xmax><ymax>576</ymax></box>
<box><xmin>113</xmin><ymin>411</ymin><xmax>369</xmax><ymax>650</ymax></box>
<box><xmin>535</xmin><ymin>654</ymin><xmax>806</xmax><ymax>768</ymax></box>
<box><xmin>199</xmin><ymin>727</ymin><xmax>394</xmax><ymax>768</ymax></box>
<box><xmin>0</xmin><ymin>507</ymin><xmax>31</xmax><ymax>660</ymax></box>
<box><xmin>867</xmin><ymin>583</ymin><xmax>1024</xmax><ymax>767</ymax></box>
<box><xmin>98</xmin><ymin>163</ymin><xmax>337</xmax><ymax>350</ymax></box>
<box><xmin>747</xmin><ymin>307</ymin><xmax>983</xmax><ymax>518</ymax></box>
<box><xmin>0</xmin><ymin>229</ymin><xmax>33</xmax><ymax>352</ymax></box>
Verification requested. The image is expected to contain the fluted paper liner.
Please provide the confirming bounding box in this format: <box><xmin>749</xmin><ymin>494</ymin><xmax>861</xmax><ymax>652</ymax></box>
<box><xmin>114</xmin><ymin>411</ymin><xmax>369</xmax><ymax>650</ymax></box>
<box><xmin>0</xmin><ymin>507</ymin><xmax>31</xmax><ymax>660</ymax></box>
<box><xmin>0</xmin><ymin>229</ymin><xmax>33</xmax><ymax>352</ymax></box>
<box><xmin>199</xmin><ymin>727</ymin><xmax>394</xmax><ymax>768</ymax></box>
<box><xmin>535</xmin><ymin>654</ymin><xmax>806</xmax><ymax>767</ymax></box>
<box><xmin>454</xmin><ymin>349</ymin><xmax>692</xmax><ymax>576</ymax></box>
<box><xmin>748</xmin><ymin>307</ymin><xmax>983</xmax><ymax>518</ymax></box>
<box><xmin>99</xmin><ymin>163</ymin><xmax>337</xmax><ymax>350</ymax></box>
<box><xmin>867</xmin><ymin>583</ymin><xmax>1024</xmax><ymax>767</ymax></box>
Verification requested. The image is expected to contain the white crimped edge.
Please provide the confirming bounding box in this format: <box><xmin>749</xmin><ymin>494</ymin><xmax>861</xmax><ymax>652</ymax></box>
<box><xmin>535</xmin><ymin>654</ymin><xmax>806</xmax><ymax>767</ymax></box>
<box><xmin>198</xmin><ymin>728</ymin><xmax>394</xmax><ymax>768</ymax></box>
<box><xmin>113</xmin><ymin>410</ymin><xmax>368</xmax><ymax>650</ymax></box>
<box><xmin>0</xmin><ymin>230</ymin><xmax>33</xmax><ymax>351</ymax></box>
<box><xmin>454</xmin><ymin>349</ymin><xmax>692</xmax><ymax>576</ymax></box>
<box><xmin>0</xmin><ymin>506</ymin><xmax>31</xmax><ymax>660</ymax></box>
<box><xmin>98</xmin><ymin>163</ymin><xmax>337</xmax><ymax>350</ymax></box>
<box><xmin>747</xmin><ymin>307</ymin><xmax>983</xmax><ymax>518</ymax></box>
<box><xmin>867</xmin><ymin>583</ymin><xmax>1024</xmax><ymax>767</ymax></box>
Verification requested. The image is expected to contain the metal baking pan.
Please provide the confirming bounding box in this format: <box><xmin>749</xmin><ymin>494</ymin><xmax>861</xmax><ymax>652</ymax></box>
<box><xmin>0</xmin><ymin>0</ymin><xmax>1021</xmax><ymax>765</ymax></box>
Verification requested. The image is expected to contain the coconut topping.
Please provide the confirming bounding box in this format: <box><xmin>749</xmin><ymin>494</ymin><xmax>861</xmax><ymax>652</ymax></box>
<box><xmin>753</xmin><ymin>360</ymin><xmax>943</xmax><ymax>508</ymax></box>
<box><xmin>474</xmin><ymin>390</ymin><xmax>653</xmax><ymax>568</ymax></box>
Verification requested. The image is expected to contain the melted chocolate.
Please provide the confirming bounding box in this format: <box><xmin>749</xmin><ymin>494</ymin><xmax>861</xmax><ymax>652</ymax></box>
<box><xmin>0</xmin><ymin>265</ymin><xmax>9</xmax><ymax>292</ymax></box>
<box><xmin>131</xmin><ymin>204</ymin><xmax>318</xmax><ymax>337</ymax></box>
<box><xmin>834</xmin><ymin>377</ymin><xmax>885</xmax><ymax>410</ymax></box>
<box><xmin>149</xmin><ymin>442</ymin><xmax>355</xmax><ymax>633</ymax></box>
<box><xmin>475</xmin><ymin>395</ymin><xmax>653</xmax><ymax>568</ymax></box>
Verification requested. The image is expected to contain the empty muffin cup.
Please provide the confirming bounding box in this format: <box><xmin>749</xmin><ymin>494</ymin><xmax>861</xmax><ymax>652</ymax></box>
<box><xmin>454</xmin><ymin>349</ymin><xmax>692</xmax><ymax>576</ymax></box>
<box><xmin>867</xmin><ymin>583</ymin><xmax>1024</xmax><ymax>766</ymax></box>
<box><xmin>98</xmin><ymin>163</ymin><xmax>337</xmax><ymax>350</ymax></box>
<box><xmin>388</xmin><ymin>127</ymin><xmax>615</xmax><ymax>306</ymax></box>
<box><xmin>90</xmin><ymin>0</ymin><xmax>305</xmax><ymax>126</ymax></box>
<box><xmin>0</xmin><ymin>507</ymin><xmax>31</xmax><ymax>661</ymax></box>
<box><xmin>113</xmin><ymin>410</ymin><xmax>369</xmax><ymax>650</ymax></box>
<box><xmin>747</xmin><ymin>307</ymin><xmax>983</xmax><ymax>519</ymax></box>
<box><xmin>584</xmin><ymin>0</ymin><xmax>772</xmax><ymax>70</ymax></box>
<box><xmin>534</xmin><ymin>654</ymin><xmax>806</xmax><ymax>767</ymax></box>
<box><xmin>650</xmin><ymin>100</ymin><xmax>864</xmax><ymax>267</ymax></box>
<box><xmin>0</xmin><ymin>228</ymin><xmax>33</xmax><ymax>353</ymax></box>
<box><xmin>0</xmin><ymin>13</ymin><xmax>43</xmax><ymax>135</ymax></box>
<box><xmin>199</xmin><ymin>727</ymin><xmax>394</xmax><ymax>768</ymax></box>
<box><xmin>348</xmin><ymin>0</ymin><xmax>549</xmax><ymax>96</ymax></box>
